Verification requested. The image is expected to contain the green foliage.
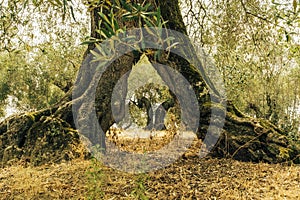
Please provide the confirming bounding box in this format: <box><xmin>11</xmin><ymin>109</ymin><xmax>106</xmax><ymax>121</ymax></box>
<box><xmin>0</xmin><ymin>43</ymin><xmax>84</xmax><ymax>117</ymax></box>
<box><xmin>0</xmin><ymin>0</ymin><xmax>88</xmax><ymax>117</ymax></box>
<box><xmin>83</xmin><ymin>0</ymin><xmax>176</xmax><ymax>62</ymax></box>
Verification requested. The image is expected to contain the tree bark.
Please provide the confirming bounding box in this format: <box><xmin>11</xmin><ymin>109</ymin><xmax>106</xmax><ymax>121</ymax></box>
<box><xmin>0</xmin><ymin>0</ymin><xmax>299</xmax><ymax>166</ymax></box>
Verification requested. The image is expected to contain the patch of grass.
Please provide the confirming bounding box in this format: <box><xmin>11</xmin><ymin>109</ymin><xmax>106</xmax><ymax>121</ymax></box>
<box><xmin>131</xmin><ymin>173</ymin><xmax>149</xmax><ymax>200</ymax></box>
<box><xmin>85</xmin><ymin>158</ymin><xmax>106</xmax><ymax>200</ymax></box>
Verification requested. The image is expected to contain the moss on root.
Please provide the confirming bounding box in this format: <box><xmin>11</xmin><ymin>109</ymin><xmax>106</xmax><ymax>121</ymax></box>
<box><xmin>210</xmin><ymin>101</ymin><xmax>300</xmax><ymax>164</ymax></box>
<box><xmin>0</xmin><ymin>105</ymin><xmax>89</xmax><ymax>167</ymax></box>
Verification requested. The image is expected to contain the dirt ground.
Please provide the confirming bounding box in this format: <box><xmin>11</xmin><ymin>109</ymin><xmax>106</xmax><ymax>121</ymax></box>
<box><xmin>0</xmin><ymin>131</ymin><xmax>299</xmax><ymax>199</ymax></box>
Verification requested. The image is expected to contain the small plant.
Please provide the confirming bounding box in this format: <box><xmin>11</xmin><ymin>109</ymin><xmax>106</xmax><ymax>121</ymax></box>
<box><xmin>131</xmin><ymin>173</ymin><xmax>149</xmax><ymax>200</ymax></box>
<box><xmin>278</xmin><ymin>147</ymin><xmax>290</xmax><ymax>161</ymax></box>
<box><xmin>85</xmin><ymin>158</ymin><xmax>106</xmax><ymax>199</ymax></box>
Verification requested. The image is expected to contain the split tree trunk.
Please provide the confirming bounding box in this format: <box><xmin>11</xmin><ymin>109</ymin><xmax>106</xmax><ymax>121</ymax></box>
<box><xmin>0</xmin><ymin>0</ymin><xmax>299</xmax><ymax>166</ymax></box>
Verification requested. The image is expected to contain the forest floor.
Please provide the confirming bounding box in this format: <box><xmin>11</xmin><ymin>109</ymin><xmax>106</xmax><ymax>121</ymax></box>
<box><xmin>0</xmin><ymin>131</ymin><xmax>300</xmax><ymax>200</ymax></box>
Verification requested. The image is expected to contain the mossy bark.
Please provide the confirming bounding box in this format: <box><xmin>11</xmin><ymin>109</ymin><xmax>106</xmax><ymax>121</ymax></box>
<box><xmin>0</xmin><ymin>0</ymin><xmax>299</xmax><ymax>166</ymax></box>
